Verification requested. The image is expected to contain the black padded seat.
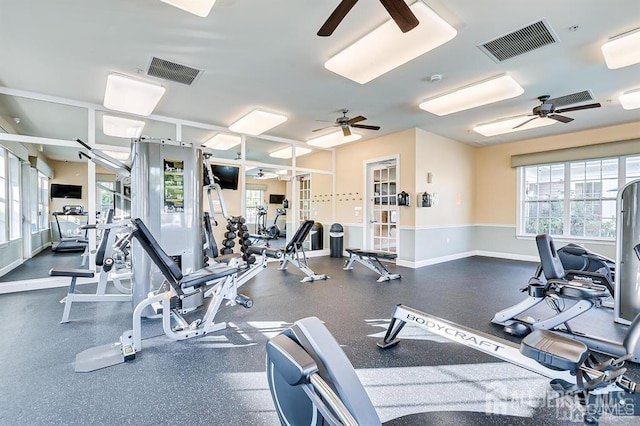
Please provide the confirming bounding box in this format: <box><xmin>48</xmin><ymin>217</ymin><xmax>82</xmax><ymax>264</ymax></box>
<box><xmin>557</xmin><ymin>281</ymin><xmax>609</xmax><ymax>299</ymax></box>
<box><xmin>521</xmin><ymin>329</ymin><xmax>589</xmax><ymax>374</ymax></box>
<box><xmin>49</xmin><ymin>268</ymin><xmax>95</xmax><ymax>278</ymax></box>
<box><xmin>179</xmin><ymin>265</ymin><xmax>237</xmax><ymax>289</ymax></box>
<box><xmin>346</xmin><ymin>248</ymin><xmax>397</xmax><ymax>260</ymax></box>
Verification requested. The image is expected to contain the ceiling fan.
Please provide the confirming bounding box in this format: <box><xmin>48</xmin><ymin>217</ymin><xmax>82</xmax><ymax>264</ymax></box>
<box><xmin>514</xmin><ymin>95</ymin><xmax>601</xmax><ymax>129</ymax></box>
<box><xmin>313</xmin><ymin>109</ymin><xmax>381</xmax><ymax>137</ymax></box>
<box><xmin>318</xmin><ymin>0</ymin><xmax>419</xmax><ymax>37</ymax></box>
<box><xmin>248</xmin><ymin>169</ymin><xmax>278</xmax><ymax>180</ymax></box>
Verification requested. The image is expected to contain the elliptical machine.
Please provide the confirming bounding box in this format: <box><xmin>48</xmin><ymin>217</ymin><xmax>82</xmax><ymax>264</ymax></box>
<box><xmin>255</xmin><ymin>205</ymin><xmax>268</xmax><ymax>235</ymax></box>
<box><xmin>266</xmin><ymin>208</ymin><xmax>286</xmax><ymax>239</ymax></box>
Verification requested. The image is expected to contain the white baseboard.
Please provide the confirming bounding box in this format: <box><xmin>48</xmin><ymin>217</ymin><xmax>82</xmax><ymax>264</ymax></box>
<box><xmin>0</xmin><ymin>258</ymin><xmax>24</xmax><ymax>279</ymax></box>
<box><xmin>473</xmin><ymin>250</ymin><xmax>539</xmax><ymax>263</ymax></box>
<box><xmin>397</xmin><ymin>251</ymin><xmax>476</xmax><ymax>268</ymax></box>
<box><xmin>0</xmin><ymin>276</ymin><xmax>96</xmax><ymax>295</ymax></box>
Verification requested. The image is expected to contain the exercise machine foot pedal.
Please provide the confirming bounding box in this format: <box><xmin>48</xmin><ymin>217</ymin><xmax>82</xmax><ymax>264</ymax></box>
<box><xmin>504</xmin><ymin>321</ymin><xmax>531</xmax><ymax>336</ymax></box>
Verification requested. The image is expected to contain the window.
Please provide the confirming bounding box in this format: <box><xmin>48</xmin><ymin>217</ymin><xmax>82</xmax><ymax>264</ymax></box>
<box><xmin>520</xmin><ymin>155</ymin><xmax>640</xmax><ymax>240</ymax></box>
<box><xmin>245</xmin><ymin>188</ymin><xmax>264</xmax><ymax>227</ymax></box>
<box><xmin>0</xmin><ymin>148</ymin><xmax>6</xmax><ymax>243</ymax></box>
<box><xmin>9</xmin><ymin>153</ymin><xmax>21</xmax><ymax>240</ymax></box>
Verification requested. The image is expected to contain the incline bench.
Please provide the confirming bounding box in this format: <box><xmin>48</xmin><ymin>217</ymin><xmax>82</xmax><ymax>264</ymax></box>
<box><xmin>279</xmin><ymin>220</ymin><xmax>328</xmax><ymax>282</ymax></box>
<box><xmin>343</xmin><ymin>248</ymin><xmax>401</xmax><ymax>282</ymax></box>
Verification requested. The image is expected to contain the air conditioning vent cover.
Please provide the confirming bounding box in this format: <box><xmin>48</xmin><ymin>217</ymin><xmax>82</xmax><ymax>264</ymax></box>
<box><xmin>478</xmin><ymin>19</ymin><xmax>559</xmax><ymax>63</ymax></box>
<box><xmin>146</xmin><ymin>57</ymin><xmax>202</xmax><ymax>85</ymax></box>
<box><xmin>549</xmin><ymin>90</ymin><xmax>595</xmax><ymax>107</ymax></box>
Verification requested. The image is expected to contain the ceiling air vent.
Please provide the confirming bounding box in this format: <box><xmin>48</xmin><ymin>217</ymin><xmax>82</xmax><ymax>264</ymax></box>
<box><xmin>146</xmin><ymin>57</ymin><xmax>202</xmax><ymax>85</ymax></box>
<box><xmin>549</xmin><ymin>90</ymin><xmax>595</xmax><ymax>107</ymax></box>
<box><xmin>478</xmin><ymin>19</ymin><xmax>559</xmax><ymax>63</ymax></box>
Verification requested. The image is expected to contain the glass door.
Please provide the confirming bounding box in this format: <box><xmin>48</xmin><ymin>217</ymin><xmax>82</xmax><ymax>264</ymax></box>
<box><xmin>369</xmin><ymin>164</ymin><xmax>397</xmax><ymax>253</ymax></box>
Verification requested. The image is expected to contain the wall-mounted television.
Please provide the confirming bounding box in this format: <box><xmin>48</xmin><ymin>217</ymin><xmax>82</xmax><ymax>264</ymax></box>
<box><xmin>269</xmin><ymin>194</ymin><xmax>286</xmax><ymax>204</ymax></box>
<box><xmin>51</xmin><ymin>184</ymin><xmax>83</xmax><ymax>199</ymax></box>
<box><xmin>210</xmin><ymin>164</ymin><xmax>239</xmax><ymax>190</ymax></box>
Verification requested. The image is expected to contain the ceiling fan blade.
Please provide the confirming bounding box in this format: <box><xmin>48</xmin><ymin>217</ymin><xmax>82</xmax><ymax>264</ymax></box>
<box><xmin>317</xmin><ymin>0</ymin><xmax>359</xmax><ymax>37</ymax></box>
<box><xmin>554</xmin><ymin>103</ymin><xmax>601</xmax><ymax>114</ymax></box>
<box><xmin>513</xmin><ymin>116</ymin><xmax>538</xmax><ymax>129</ymax></box>
<box><xmin>351</xmin><ymin>124</ymin><xmax>381</xmax><ymax>130</ymax></box>
<box><xmin>549</xmin><ymin>114</ymin><xmax>574</xmax><ymax>123</ymax></box>
<box><xmin>342</xmin><ymin>126</ymin><xmax>351</xmax><ymax>137</ymax></box>
<box><xmin>348</xmin><ymin>115</ymin><xmax>366</xmax><ymax>125</ymax></box>
<box><xmin>312</xmin><ymin>125</ymin><xmax>336</xmax><ymax>132</ymax></box>
<box><xmin>379</xmin><ymin>0</ymin><xmax>419</xmax><ymax>33</ymax></box>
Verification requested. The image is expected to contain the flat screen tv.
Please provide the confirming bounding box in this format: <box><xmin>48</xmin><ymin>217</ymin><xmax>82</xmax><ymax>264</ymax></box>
<box><xmin>210</xmin><ymin>164</ymin><xmax>239</xmax><ymax>190</ymax></box>
<box><xmin>51</xmin><ymin>184</ymin><xmax>83</xmax><ymax>199</ymax></box>
<box><xmin>269</xmin><ymin>194</ymin><xmax>286</xmax><ymax>204</ymax></box>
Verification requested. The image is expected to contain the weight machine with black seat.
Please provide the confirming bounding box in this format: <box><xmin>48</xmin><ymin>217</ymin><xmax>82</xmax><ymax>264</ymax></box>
<box><xmin>343</xmin><ymin>248</ymin><xmax>401</xmax><ymax>282</ymax></box>
<box><xmin>278</xmin><ymin>220</ymin><xmax>328</xmax><ymax>282</ymax></box>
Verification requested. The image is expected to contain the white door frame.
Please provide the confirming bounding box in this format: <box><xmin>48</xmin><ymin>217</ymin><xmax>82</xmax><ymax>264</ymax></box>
<box><xmin>363</xmin><ymin>154</ymin><xmax>400</xmax><ymax>254</ymax></box>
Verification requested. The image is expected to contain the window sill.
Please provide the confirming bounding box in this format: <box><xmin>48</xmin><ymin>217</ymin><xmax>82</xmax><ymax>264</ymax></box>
<box><xmin>516</xmin><ymin>234</ymin><xmax>616</xmax><ymax>246</ymax></box>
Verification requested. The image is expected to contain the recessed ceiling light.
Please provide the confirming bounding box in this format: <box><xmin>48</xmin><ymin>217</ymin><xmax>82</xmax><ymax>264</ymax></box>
<box><xmin>619</xmin><ymin>88</ymin><xmax>640</xmax><ymax>110</ymax></box>
<box><xmin>102</xmin><ymin>115</ymin><xmax>146</xmax><ymax>138</ymax></box>
<box><xmin>418</xmin><ymin>74</ymin><xmax>524</xmax><ymax>116</ymax></box>
<box><xmin>472</xmin><ymin>115</ymin><xmax>557</xmax><ymax>137</ymax></box>
<box><xmin>229</xmin><ymin>109</ymin><xmax>288</xmax><ymax>136</ymax></box>
<box><xmin>103</xmin><ymin>73</ymin><xmax>166</xmax><ymax>116</ymax></box>
<box><xmin>324</xmin><ymin>1</ymin><xmax>457</xmax><ymax>84</ymax></box>
<box><xmin>601</xmin><ymin>27</ymin><xmax>640</xmax><ymax>69</ymax></box>
<box><xmin>275</xmin><ymin>169</ymin><xmax>289</xmax><ymax>175</ymax></box>
<box><xmin>307</xmin><ymin>131</ymin><xmax>362</xmax><ymax>148</ymax></box>
<box><xmin>160</xmin><ymin>0</ymin><xmax>216</xmax><ymax>17</ymax></box>
<box><xmin>269</xmin><ymin>146</ymin><xmax>312</xmax><ymax>159</ymax></box>
<box><xmin>203</xmin><ymin>133</ymin><xmax>242</xmax><ymax>150</ymax></box>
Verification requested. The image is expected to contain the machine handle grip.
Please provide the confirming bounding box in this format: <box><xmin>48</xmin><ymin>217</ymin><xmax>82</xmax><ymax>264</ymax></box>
<box><xmin>76</xmin><ymin>138</ymin><xmax>92</xmax><ymax>151</ymax></box>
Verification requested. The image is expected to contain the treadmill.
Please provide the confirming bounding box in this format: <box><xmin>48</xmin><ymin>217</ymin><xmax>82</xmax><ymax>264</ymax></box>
<box><xmin>51</xmin><ymin>205</ymin><xmax>89</xmax><ymax>253</ymax></box>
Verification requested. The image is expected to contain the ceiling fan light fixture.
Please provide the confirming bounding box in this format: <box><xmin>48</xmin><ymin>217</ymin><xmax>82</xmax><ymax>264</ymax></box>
<box><xmin>324</xmin><ymin>1</ymin><xmax>457</xmax><ymax>84</ymax></box>
<box><xmin>103</xmin><ymin>73</ymin><xmax>166</xmax><ymax>116</ymax></box>
<box><xmin>601</xmin><ymin>27</ymin><xmax>640</xmax><ymax>69</ymax></box>
<box><xmin>270</xmin><ymin>146</ymin><xmax>312</xmax><ymax>159</ymax></box>
<box><xmin>619</xmin><ymin>88</ymin><xmax>640</xmax><ymax>110</ymax></box>
<box><xmin>229</xmin><ymin>109</ymin><xmax>288</xmax><ymax>136</ymax></box>
<box><xmin>159</xmin><ymin>0</ymin><xmax>216</xmax><ymax>17</ymax></box>
<box><xmin>307</xmin><ymin>130</ymin><xmax>362</xmax><ymax>148</ymax></box>
<box><xmin>473</xmin><ymin>114</ymin><xmax>557</xmax><ymax>137</ymax></box>
<box><xmin>102</xmin><ymin>115</ymin><xmax>146</xmax><ymax>138</ymax></box>
<box><xmin>418</xmin><ymin>74</ymin><xmax>524</xmax><ymax>116</ymax></box>
<box><xmin>203</xmin><ymin>133</ymin><xmax>242</xmax><ymax>150</ymax></box>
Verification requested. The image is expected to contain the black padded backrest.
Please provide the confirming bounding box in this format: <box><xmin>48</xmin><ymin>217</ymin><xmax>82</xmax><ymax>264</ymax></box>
<box><xmin>284</xmin><ymin>220</ymin><xmax>314</xmax><ymax>254</ymax></box>
<box><xmin>95</xmin><ymin>208</ymin><xmax>115</xmax><ymax>266</ymax></box>
<box><xmin>203</xmin><ymin>212</ymin><xmax>219</xmax><ymax>259</ymax></box>
<box><xmin>132</xmin><ymin>218</ymin><xmax>183</xmax><ymax>284</ymax></box>
<box><xmin>536</xmin><ymin>234</ymin><xmax>566</xmax><ymax>280</ymax></box>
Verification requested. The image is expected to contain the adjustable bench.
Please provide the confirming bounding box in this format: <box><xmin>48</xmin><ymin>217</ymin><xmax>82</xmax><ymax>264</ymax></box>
<box><xmin>54</xmin><ymin>208</ymin><xmax>132</xmax><ymax>323</ymax></box>
<box><xmin>343</xmin><ymin>248</ymin><xmax>401</xmax><ymax>282</ymax></box>
<box><xmin>278</xmin><ymin>220</ymin><xmax>328</xmax><ymax>282</ymax></box>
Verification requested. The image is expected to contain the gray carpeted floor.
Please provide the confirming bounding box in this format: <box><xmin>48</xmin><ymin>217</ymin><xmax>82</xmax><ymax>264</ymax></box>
<box><xmin>0</xmin><ymin>255</ymin><xmax>638</xmax><ymax>425</ymax></box>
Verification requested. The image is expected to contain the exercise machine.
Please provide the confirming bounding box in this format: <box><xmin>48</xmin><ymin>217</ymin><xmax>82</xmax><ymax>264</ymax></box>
<box><xmin>53</xmin><ymin>208</ymin><xmax>132</xmax><ymax>323</ymax></box>
<box><xmin>51</xmin><ymin>205</ymin><xmax>89</xmax><ymax>253</ymax></box>
<box><xmin>267</xmin><ymin>315</ymin><xmax>639</xmax><ymax>426</ymax></box>
<box><xmin>492</xmin><ymin>233</ymin><xmax>613</xmax><ymax>336</ymax></box>
<box><xmin>616</xmin><ymin>179</ymin><xmax>640</xmax><ymax>324</ymax></box>
<box><xmin>74</xmin><ymin>218</ymin><xmax>243</xmax><ymax>372</ymax></box>
<box><xmin>266</xmin><ymin>207</ymin><xmax>286</xmax><ymax>239</ymax></box>
<box><xmin>278</xmin><ymin>220</ymin><xmax>328</xmax><ymax>282</ymax></box>
<box><xmin>343</xmin><ymin>248</ymin><xmax>401</xmax><ymax>282</ymax></box>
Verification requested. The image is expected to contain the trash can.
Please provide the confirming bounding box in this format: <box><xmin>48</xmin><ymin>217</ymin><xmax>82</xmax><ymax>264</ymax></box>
<box><xmin>329</xmin><ymin>223</ymin><xmax>344</xmax><ymax>258</ymax></box>
<box><xmin>311</xmin><ymin>222</ymin><xmax>323</xmax><ymax>250</ymax></box>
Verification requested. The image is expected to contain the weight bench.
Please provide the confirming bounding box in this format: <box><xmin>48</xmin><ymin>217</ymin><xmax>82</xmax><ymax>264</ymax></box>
<box><xmin>54</xmin><ymin>208</ymin><xmax>132</xmax><ymax>323</ymax></box>
<box><xmin>343</xmin><ymin>248</ymin><xmax>401</xmax><ymax>282</ymax></box>
<box><xmin>278</xmin><ymin>220</ymin><xmax>328</xmax><ymax>282</ymax></box>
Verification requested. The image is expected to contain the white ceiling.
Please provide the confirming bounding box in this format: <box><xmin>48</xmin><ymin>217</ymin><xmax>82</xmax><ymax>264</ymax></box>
<box><xmin>0</xmin><ymin>0</ymin><xmax>639</xmax><ymax>156</ymax></box>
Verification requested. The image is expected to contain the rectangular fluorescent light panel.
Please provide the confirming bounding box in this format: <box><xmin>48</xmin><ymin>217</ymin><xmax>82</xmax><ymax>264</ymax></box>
<box><xmin>619</xmin><ymin>88</ymin><xmax>640</xmax><ymax>110</ymax></box>
<box><xmin>601</xmin><ymin>28</ymin><xmax>640</xmax><ymax>69</ymax></box>
<box><xmin>160</xmin><ymin>0</ymin><xmax>216</xmax><ymax>17</ymax></box>
<box><xmin>419</xmin><ymin>74</ymin><xmax>524</xmax><ymax>116</ymax></box>
<box><xmin>275</xmin><ymin>169</ymin><xmax>289</xmax><ymax>175</ymax></box>
<box><xmin>102</xmin><ymin>115</ymin><xmax>146</xmax><ymax>138</ymax></box>
<box><xmin>103</xmin><ymin>73</ymin><xmax>166</xmax><ymax>116</ymax></box>
<box><xmin>270</xmin><ymin>146</ymin><xmax>311</xmax><ymax>159</ymax></box>
<box><xmin>204</xmin><ymin>133</ymin><xmax>241</xmax><ymax>150</ymax></box>
<box><xmin>473</xmin><ymin>115</ymin><xmax>557</xmax><ymax>137</ymax></box>
<box><xmin>307</xmin><ymin>131</ymin><xmax>361</xmax><ymax>148</ymax></box>
<box><xmin>324</xmin><ymin>1</ymin><xmax>457</xmax><ymax>84</ymax></box>
<box><xmin>229</xmin><ymin>109</ymin><xmax>288</xmax><ymax>135</ymax></box>
<box><xmin>103</xmin><ymin>150</ymin><xmax>131</xmax><ymax>161</ymax></box>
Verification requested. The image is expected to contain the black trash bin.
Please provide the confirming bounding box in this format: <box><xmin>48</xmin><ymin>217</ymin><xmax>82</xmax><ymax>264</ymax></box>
<box><xmin>329</xmin><ymin>223</ymin><xmax>344</xmax><ymax>258</ymax></box>
<box><xmin>311</xmin><ymin>222</ymin><xmax>323</xmax><ymax>250</ymax></box>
